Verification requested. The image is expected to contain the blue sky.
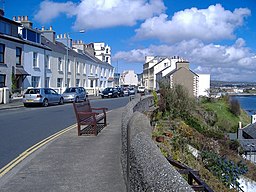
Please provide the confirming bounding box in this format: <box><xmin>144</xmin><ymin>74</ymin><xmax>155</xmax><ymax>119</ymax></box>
<box><xmin>3</xmin><ymin>0</ymin><xmax>256</xmax><ymax>82</ymax></box>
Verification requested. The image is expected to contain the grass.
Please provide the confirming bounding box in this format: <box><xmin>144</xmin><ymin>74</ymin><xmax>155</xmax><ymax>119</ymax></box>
<box><xmin>201</xmin><ymin>99</ymin><xmax>250</xmax><ymax>132</ymax></box>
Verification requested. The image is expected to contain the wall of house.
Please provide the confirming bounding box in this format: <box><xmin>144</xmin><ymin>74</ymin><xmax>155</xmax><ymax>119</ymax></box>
<box><xmin>198</xmin><ymin>74</ymin><xmax>210</xmax><ymax>97</ymax></box>
<box><xmin>23</xmin><ymin>44</ymin><xmax>45</xmax><ymax>88</ymax></box>
<box><xmin>0</xmin><ymin>38</ymin><xmax>23</xmax><ymax>90</ymax></box>
<box><xmin>172</xmin><ymin>68</ymin><xmax>197</xmax><ymax>97</ymax></box>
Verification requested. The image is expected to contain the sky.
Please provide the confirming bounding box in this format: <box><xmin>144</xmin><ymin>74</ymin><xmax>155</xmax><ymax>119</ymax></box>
<box><xmin>2</xmin><ymin>0</ymin><xmax>256</xmax><ymax>82</ymax></box>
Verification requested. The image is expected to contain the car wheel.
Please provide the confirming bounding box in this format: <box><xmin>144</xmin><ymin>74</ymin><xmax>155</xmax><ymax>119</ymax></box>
<box><xmin>42</xmin><ymin>99</ymin><xmax>49</xmax><ymax>107</ymax></box>
<box><xmin>75</xmin><ymin>97</ymin><xmax>79</xmax><ymax>103</ymax></box>
<box><xmin>101</xmin><ymin>95</ymin><xmax>104</xmax><ymax>99</ymax></box>
<box><xmin>59</xmin><ymin>97</ymin><xmax>64</xmax><ymax>105</ymax></box>
<box><xmin>24</xmin><ymin>103</ymin><xmax>29</xmax><ymax>107</ymax></box>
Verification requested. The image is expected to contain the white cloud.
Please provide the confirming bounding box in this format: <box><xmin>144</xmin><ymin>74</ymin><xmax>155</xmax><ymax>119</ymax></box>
<box><xmin>34</xmin><ymin>0</ymin><xmax>77</xmax><ymax>23</ymax></box>
<box><xmin>113</xmin><ymin>38</ymin><xmax>256</xmax><ymax>81</ymax></box>
<box><xmin>34</xmin><ymin>0</ymin><xmax>166</xmax><ymax>29</ymax></box>
<box><xmin>135</xmin><ymin>4</ymin><xmax>251</xmax><ymax>43</ymax></box>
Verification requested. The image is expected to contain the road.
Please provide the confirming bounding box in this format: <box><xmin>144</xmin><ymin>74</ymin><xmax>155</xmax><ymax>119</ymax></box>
<box><xmin>0</xmin><ymin>97</ymin><xmax>129</xmax><ymax>169</ymax></box>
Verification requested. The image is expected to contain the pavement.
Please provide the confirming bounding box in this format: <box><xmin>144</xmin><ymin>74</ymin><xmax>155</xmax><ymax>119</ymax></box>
<box><xmin>0</xmin><ymin>96</ymin><xmax>127</xmax><ymax>192</ymax></box>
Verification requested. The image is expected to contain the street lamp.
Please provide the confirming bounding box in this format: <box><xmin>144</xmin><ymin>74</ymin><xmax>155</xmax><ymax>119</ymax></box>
<box><xmin>65</xmin><ymin>30</ymin><xmax>85</xmax><ymax>88</ymax></box>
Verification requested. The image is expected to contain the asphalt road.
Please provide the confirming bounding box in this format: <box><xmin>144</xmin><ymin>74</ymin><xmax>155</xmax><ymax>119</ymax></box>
<box><xmin>0</xmin><ymin>97</ymin><xmax>129</xmax><ymax>169</ymax></box>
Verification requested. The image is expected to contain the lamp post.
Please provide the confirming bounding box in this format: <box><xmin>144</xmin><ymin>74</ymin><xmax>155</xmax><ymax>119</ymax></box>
<box><xmin>65</xmin><ymin>30</ymin><xmax>85</xmax><ymax>88</ymax></box>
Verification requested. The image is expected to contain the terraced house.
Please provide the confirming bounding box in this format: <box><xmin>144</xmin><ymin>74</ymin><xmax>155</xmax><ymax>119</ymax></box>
<box><xmin>0</xmin><ymin>11</ymin><xmax>114</xmax><ymax>101</ymax></box>
<box><xmin>143</xmin><ymin>56</ymin><xmax>210</xmax><ymax>97</ymax></box>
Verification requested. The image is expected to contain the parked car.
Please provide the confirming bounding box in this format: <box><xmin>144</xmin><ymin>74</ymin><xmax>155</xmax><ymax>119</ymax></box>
<box><xmin>128</xmin><ymin>87</ymin><xmax>135</xmax><ymax>95</ymax></box>
<box><xmin>116</xmin><ymin>87</ymin><xmax>124</xmax><ymax>97</ymax></box>
<box><xmin>62</xmin><ymin>87</ymin><xmax>88</xmax><ymax>103</ymax></box>
<box><xmin>137</xmin><ymin>86</ymin><xmax>145</xmax><ymax>93</ymax></box>
<box><xmin>23</xmin><ymin>88</ymin><xmax>64</xmax><ymax>107</ymax></box>
<box><xmin>101</xmin><ymin>87</ymin><xmax>119</xmax><ymax>98</ymax></box>
<box><xmin>123</xmin><ymin>87</ymin><xmax>130</xmax><ymax>96</ymax></box>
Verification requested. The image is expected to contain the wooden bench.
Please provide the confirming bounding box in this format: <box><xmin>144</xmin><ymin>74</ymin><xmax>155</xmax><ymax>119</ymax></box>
<box><xmin>73</xmin><ymin>100</ymin><xmax>108</xmax><ymax>136</ymax></box>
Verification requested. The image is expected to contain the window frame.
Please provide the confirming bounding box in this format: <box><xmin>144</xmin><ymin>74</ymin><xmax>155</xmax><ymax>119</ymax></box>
<box><xmin>33</xmin><ymin>52</ymin><xmax>38</xmax><ymax>68</ymax></box>
<box><xmin>16</xmin><ymin>47</ymin><xmax>22</xmax><ymax>65</ymax></box>
<box><xmin>58</xmin><ymin>57</ymin><xmax>62</xmax><ymax>71</ymax></box>
<box><xmin>0</xmin><ymin>44</ymin><xmax>5</xmax><ymax>64</ymax></box>
<box><xmin>31</xmin><ymin>76</ymin><xmax>40</xmax><ymax>87</ymax></box>
<box><xmin>57</xmin><ymin>78</ymin><xmax>63</xmax><ymax>87</ymax></box>
<box><xmin>0</xmin><ymin>74</ymin><xmax>6</xmax><ymax>87</ymax></box>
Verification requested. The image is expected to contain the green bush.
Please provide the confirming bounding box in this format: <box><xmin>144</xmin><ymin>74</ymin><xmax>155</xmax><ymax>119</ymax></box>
<box><xmin>185</xmin><ymin>116</ymin><xmax>205</xmax><ymax>133</ymax></box>
<box><xmin>201</xmin><ymin>151</ymin><xmax>248</xmax><ymax>188</ymax></box>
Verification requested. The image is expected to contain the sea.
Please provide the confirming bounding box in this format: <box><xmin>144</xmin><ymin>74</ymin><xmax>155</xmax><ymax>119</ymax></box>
<box><xmin>233</xmin><ymin>95</ymin><xmax>256</xmax><ymax>115</ymax></box>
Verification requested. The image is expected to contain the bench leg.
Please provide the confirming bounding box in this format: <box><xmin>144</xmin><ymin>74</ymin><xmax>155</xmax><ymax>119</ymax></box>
<box><xmin>104</xmin><ymin>116</ymin><xmax>107</xmax><ymax>126</ymax></box>
<box><xmin>93</xmin><ymin>123</ymin><xmax>97</xmax><ymax>136</ymax></box>
<box><xmin>77</xmin><ymin>124</ymin><xmax>81</xmax><ymax>136</ymax></box>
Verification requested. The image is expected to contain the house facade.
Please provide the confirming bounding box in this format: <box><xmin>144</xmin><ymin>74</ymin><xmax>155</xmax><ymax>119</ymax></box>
<box><xmin>0</xmin><ymin>13</ymin><xmax>114</xmax><ymax>102</ymax></box>
<box><xmin>143</xmin><ymin>56</ymin><xmax>183</xmax><ymax>90</ymax></box>
<box><xmin>144</xmin><ymin>55</ymin><xmax>210</xmax><ymax>97</ymax></box>
<box><xmin>120</xmin><ymin>70</ymin><xmax>138</xmax><ymax>86</ymax></box>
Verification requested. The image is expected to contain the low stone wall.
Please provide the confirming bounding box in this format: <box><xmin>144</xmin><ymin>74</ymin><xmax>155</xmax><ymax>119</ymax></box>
<box><xmin>121</xmin><ymin>95</ymin><xmax>193</xmax><ymax>192</ymax></box>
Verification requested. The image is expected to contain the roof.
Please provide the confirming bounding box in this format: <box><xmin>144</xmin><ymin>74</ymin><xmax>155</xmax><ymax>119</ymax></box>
<box><xmin>238</xmin><ymin>139</ymin><xmax>256</xmax><ymax>152</ymax></box>
<box><xmin>164</xmin><ymin>67</ymin><xmax>199</xmax><ymax>77</ymax></box>
<box><xmin>42</xmin><ymin>36</ymin><xmax>113</xmax><ymax>68</ymax></box>
<box><xmin>243</xmin><ymin>123</ymin><xmax>256</xmax><ymax>139</ymax></box>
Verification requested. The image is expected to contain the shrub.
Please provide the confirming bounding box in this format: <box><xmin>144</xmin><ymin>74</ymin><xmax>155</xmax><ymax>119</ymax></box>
<box><xmin>229</xmin><ymin>98</ymin><xmax>241</xmax><ymax>116</ymax></box>
<box><xmin>201</xmin><ymin>151</ymin><xmax>248</xmax><ymax>189</ymax></box>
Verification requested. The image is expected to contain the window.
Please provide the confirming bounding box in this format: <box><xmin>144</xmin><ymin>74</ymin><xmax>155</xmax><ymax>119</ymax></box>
<box><xmin>16</xmin><ymin>47</ymin><xmax>22</xmax><ymax>65</ymax></box>
<box><xmin>58</xmin><ymin>57</ymin><xmax>62</xmax><ymax>71</ymax></box>
<box><xmin>0</xmin><ymin>44</ymin><xmax>5</xmax><ymax>64</ymax></box>
<box><xmin>90</xmin><ymin>80</ymin><xmax>93</xmax><ymax>88</ymax></box>
<box><xmin>106</xmin><ymin>48</ymin><xmax>109</xmax><ymax>53</ymax></box>
<box><xmin>90</xmin><ymin>65</ymin><xmax>93</xmax><ymax>74</ymax></box>
<box><xmin>45</xmin><ymin>55</ymin><xmax>50</xmax><ymax>69</ymax></box>
<box><xmin>22</xmin><ymin>28</ymin><xmax>40</xmax><ymax>43</ymax></box>
<box><xmin>83</xmin><ymin>63</ymin><xmax>86</xmax><ymax>74</ymax></box>
<box><xmin>33</xmin><ymin>52</ymin><xmax>38</xmax><ymax>67</ymax></box>
<box><xmin>57</xmin><ymin>78</ymin><xmax>63</xmax><ymax>87</ymax></box>
<box><xmin>106</xmin><ymin>57</ymin><xmax>109</xmax><ymax>63</ymax></box>
<box><xmin>31</xmin><ymin>76</ymin><xmax>40</xmax><ymax>87</ymax></box>
<box><xmin>76</xmin><ymin>62</ymin><xmax>80</xmax><ymax>74</ymax></box>
<box><xmin>0</xmin><ymin>21</ymin><xmax>11</xmax><ymax>35</ymax></box>
<box><xmin>76</xmin><ymin>79</ymin><xmax>80</xmax><ymax>87</ymax></box>
<box><xmin>0</xmin><ymin>74</ymin><xmax>6</xmax><ymax>87</ymax></box>
<box><xmin>67</xmin><ymin>59</ymin><xmax>71</xmax><ymax>72</ymax></box>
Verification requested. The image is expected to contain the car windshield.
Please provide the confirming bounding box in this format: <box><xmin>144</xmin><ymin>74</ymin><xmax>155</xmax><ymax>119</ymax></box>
<box><xmin>104</xmin><ymin>88</ymin><xmax>112</xmax><ymax>91</ymax></box>
<box><xmin>64</xmin><ymin>88</ymin><xmax>76</xmax><ymax>93</ymax></box>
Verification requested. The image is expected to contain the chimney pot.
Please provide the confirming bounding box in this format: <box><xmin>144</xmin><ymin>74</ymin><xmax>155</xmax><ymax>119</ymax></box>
<box><xmin>41</xmin><ymin>26</ymin><xmax>45</xmax><ymax>31</ymax></box>
<box><xmin>12</xmin><ymin>16</ymin><xmax>16</xmax><ymax>21</ymax></box>
<box><xmin>18</xmin><ymin>16</ymin><xmax>21</xmax><ymax>21</ymax></box>
<box><xmin>239</xmin><ymin>121</ymin><xmax>242</xmax><ymax>129</ymax></box>
<box><xmin>25</xmin><ymin>16</ymin><xmax>28</xmax><ymax>21</ymax></box>
<box><xmin>49</xmin><ymin>26</ymin><xmax>53</xmax><ymax>31</ymax></box>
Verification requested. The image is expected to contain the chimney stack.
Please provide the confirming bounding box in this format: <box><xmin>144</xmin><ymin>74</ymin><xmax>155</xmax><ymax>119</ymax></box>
<box><xmin>237</xmin><ymin>121</ymin><xmax>243</xmax><ymax>139</ymax></box>
<box><xmin>13</xmin><ymin>16</ymin><xmax>16</xmax><ymax>21</ymax></box>
<box><xmin>251</xmin><ymin>115</ymin><xmax>256</xmax><ymax>124</ymax></box>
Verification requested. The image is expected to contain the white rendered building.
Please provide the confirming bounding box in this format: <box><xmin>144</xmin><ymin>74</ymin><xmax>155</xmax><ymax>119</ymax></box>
<box><xmin>120</xmin><ymin>70</ymin><xmax>138</xmax><ymax>86</ymax></box>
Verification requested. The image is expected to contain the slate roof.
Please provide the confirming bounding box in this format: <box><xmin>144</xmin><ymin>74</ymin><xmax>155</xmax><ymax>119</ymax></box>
<box><xmin>164</xmin><ymin>66</ymin><xmax>199</xmax><ymax>77</ymax></box>
<box><xmin>243</xmin><ymin>123</ymin><xmax>256</xmax><ymax>139</ymax></box>
<box><xmin>41</xmin><ymin>36</ymin><xmax>113</xmax><ymax>68</ymax></box>
<box><xmin>238</xmin><ymin>139</ymin><xmax>256</xmax><ymax>152</ymax></box>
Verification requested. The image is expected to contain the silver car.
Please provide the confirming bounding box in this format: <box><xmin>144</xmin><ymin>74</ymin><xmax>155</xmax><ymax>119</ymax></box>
<box><xmin>23</xmin><ymin>88</ymin><xmax>64</xmax><ymax>107</ymax></box>
<box><xmin>62</xmin><ymin>87</ymin><xmax>88</xmax><ymax>103</ymax></box>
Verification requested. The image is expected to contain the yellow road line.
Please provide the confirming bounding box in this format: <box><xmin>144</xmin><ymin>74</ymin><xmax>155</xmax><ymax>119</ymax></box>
<box><xmin>0</xmin><ymin>124</ymin><xmax>76</xmax><ymax>177</ymax></box>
